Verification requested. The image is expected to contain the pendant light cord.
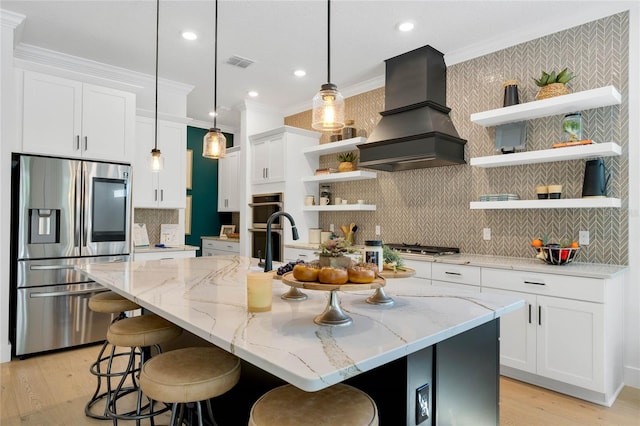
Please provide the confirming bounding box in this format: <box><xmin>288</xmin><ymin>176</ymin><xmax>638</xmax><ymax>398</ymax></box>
<box><xmin>213</xmin><ymin>0</ymin><xmax>219</xmax><ymax>129</ymax></box>
<box><xmin>327</xmin><ymin>0</ymin><xmax>331</xmax><ymax>84</ymax></box>
<box><xmin>154</xmin><ymin>0</ymin><xmax>159</xmax><ymax>150</ymax></box>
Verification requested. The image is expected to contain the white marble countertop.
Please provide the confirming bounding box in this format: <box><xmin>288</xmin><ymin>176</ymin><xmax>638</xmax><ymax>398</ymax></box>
<box><xmin>285</xmin><ymin>243</ymin><xmax>627</xmax><ymax>279</ymax></box>
<box><xmin>134</xmin><ymin>245</ymin><xmax>200</xmax><ymax>253</ymax></box>
<box><xmin>78</xmin><ymin>255</ymin><xmax>523</xmax><ymax>392</ymax></box>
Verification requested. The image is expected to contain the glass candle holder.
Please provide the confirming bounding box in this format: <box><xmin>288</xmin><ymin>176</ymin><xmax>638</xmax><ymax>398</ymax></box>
<box><xmin>247</xmin><ymin>272</ymin><xmax>273</xmax><ymax>312</ymax></box>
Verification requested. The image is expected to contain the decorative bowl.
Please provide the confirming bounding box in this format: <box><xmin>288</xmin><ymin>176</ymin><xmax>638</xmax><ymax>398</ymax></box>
<box><xmin>535</xmin><ymin>246</ymin><xmax>580</xmax><ymax>265</ymax></box>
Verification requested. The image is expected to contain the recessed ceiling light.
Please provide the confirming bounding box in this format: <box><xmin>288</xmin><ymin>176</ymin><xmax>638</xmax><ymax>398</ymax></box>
<box><xmin>248</xmin><ymin>91</ymin><xmax>259</xmax><ymax>97</ymax></box>
<box><xmin>182</xmin><ymin>31</ymin><xmax>197</xmax><ymax>41</ymax></box>
<box><xmin>209</xmin><ymin>111</ymin><xmax>217</xmax><ymax>117</ymax></box>
<box><xmin>397</xmin><ymin>22</ymin><xmax>415</xmax><ymax>32</ymax></box>
<box><xmin>294</xmin><ymin>69</ymin><xmax>306</xmax><ymax>77</ymax></box>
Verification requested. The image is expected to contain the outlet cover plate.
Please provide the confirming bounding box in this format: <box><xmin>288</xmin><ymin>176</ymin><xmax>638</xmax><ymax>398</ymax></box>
<box><xmin>416</xmin><ymin>383</ymin><xmax>430</xmax><ymax>424</ymax></box>
<box><xmin>579</xmin><ymin>230</ymin><xmax>590</xmax><ymax>245</ymax></box>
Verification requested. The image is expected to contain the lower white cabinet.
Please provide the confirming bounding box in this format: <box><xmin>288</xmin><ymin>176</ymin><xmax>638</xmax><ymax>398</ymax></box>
<box><xmin>202</xmin><ymin>238</ymin><xmax>240</xmax><ymax>256</ymax></box>
<box><xmin>133</xmin><ymin>249</ymin><xmax>196</xmax><ymax>261</ymax></box>
<box><xmin>402</xmin><ymin>259</ymin><xmax>431</xmax><ymax>280</ymax></box>
<box><xmin>283</xmin><ymin>247</ymin><xmax>318</xmax><ymax>263</ymax></box>
<box><xmin>481</xmin><ymin>267</ymin><xmax>622</xmax><ymax>405</ymax></box>
<box><xmin>431</xmin><ymin>262</ymin><xmax>480</xmax><ymax>291</ymax></box>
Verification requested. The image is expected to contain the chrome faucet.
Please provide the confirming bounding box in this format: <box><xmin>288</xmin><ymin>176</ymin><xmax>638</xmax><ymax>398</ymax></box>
<box><xmin>264</xmin><ymin>211</ymin><xmax>299</xmax><ymax>272</ymax></box>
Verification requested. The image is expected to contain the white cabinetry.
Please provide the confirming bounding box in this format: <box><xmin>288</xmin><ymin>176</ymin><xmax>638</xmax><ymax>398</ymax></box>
<box><xmin>251</xmin><ymin>134</ymin><xmax>285</xmax><ymax>184</ymax></box>
<box><xmin>21</xmin><ymin>70</ymin><xmax>134</xmax><ymax>163</ymax></box>
<box><xmin>481</xmin><ymin>267</ymin><xmax>623</xmax><ymax>405</ymax></box>
<box><xmin>202</xmin><ymin>238</ymin><xmax>240</xmax><ymax>256</ymax></box>
<box><xmin>469</xmin><ymin>86</ymin><xmax>622</xmax><ymax>210</ymax></box>
<box><xmin>431</xmin><ymin>263</ymin><xmax>481</xmax><ymax>292</ymax></box>
<box><xmin>218</xmin><ymin>148</ymin><xmax>240</xmax><ymax>212</ymax></box>
<box><xmin>283</xmin><ymin>247</ymin><xmax>318</xmax><ymax>263</ymax></box>
<box><xmin>133</xmin><ymin>117</ymin><xmax>186</xmax><ymax>209</ymax></box>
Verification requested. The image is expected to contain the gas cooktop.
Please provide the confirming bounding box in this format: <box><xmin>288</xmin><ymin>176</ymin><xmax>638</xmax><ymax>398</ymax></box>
<box><xmin>386</xmin><ymin>243</ymin><xmax>460</xmax><ymax>256</ymax></box>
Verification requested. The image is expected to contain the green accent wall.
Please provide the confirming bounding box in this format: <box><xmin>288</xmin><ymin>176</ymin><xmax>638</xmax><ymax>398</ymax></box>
<box><xmin>185</xmin><ymin>126</ymin><xmax>234</xmax><ymax>254</ymax></box>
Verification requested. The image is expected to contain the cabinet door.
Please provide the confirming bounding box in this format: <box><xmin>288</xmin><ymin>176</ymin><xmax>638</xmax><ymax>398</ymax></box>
<box><xmin>536</xmin><ymin>295</ymin><xmax>604</xmax><ymax>391</ymax></box>
<box><xmin>218</xmin><ymin>150</ymin><xmax>240</xmax><ymax>211</ymax></box>
<box><xmin>157</xmin><ymin>121</ymin><xmax>186</xmax><ymax>208</ymax></box>
<box><xmin>251</xmin><ymin>139</ymin><xmax>269</xmax><ymax>184</ymax></box>
<box><xmin>22</xmin><ymin>71</ymin><xmax>82</xmax><ymax>157</ymax></box>
<box><xmin>484</xmin><ymin>288</ymin><xmax>537</xmax><ymax>373</ymax></box>
<box><xmin>265</xmin><ymin>135</ymin><xmax>285</xmax><ymax>182</ymax></box>
<box><xmin>82</xmin><ymin>83</ymin><xmax>135</xmax><ymax>163</ymax></box>
<box><xmin>132</xmin><ymin>118</ymin><xmax>159</xmax><ymax>208</ymax></box>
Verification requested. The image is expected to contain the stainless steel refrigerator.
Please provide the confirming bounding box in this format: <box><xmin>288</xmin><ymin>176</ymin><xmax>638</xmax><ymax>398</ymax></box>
<box><xmin>10</xmin><ymin>154</ymin><xmax>132</xmax><ymax>357</ymax></box>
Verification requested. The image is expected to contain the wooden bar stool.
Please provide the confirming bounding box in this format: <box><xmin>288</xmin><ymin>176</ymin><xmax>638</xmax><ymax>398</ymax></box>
<box><xmin>140</xmin><ymin>346</ymin><xmax>241</xmax><ymax>426</ymax></box>
<box><xmin>249</xmin><ymin>384</ymin><xmax>379</xmax><ymax>426</ymax></box>
<box><xmin>85</xmin><ymin>291</ymin><xmax>141</xmax><ymax>420</ymax></box>
<box><xmin>106</xmin><ymin>313</ymin><xmax>183</xmax><ymax>425</ymax></box>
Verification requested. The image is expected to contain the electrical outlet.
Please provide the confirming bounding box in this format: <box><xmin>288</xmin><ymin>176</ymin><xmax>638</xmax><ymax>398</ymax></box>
<box><xmin>415</xmin><ymin>383</ymin><xmax>430</xmax><ymax>424</ymax></box>
<box><xmin>329</xmin><ymin>224</ymin><xmax>334</xmax><ymax>232</ymax></box>
<box><xmin>483</xmin><ymin>228</ymin><xmax>491</xmax><ymax>241</ymax></box>
<box><xmin>579</xmin><ymin>230</ymin><xmax>590</xmax><ymax>245</ymax></box>
<box><xmin>375</xmin><ymin>225</ymin><xmax>381</xmax><ymax>236</ymax></box>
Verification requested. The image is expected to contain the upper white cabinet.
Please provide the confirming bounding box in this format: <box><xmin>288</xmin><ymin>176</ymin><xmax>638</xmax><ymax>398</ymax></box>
<box><xmin>470</xmin><ymin>86</ymin><xmax>621</xmax><ymax>127</ymax></box>
<box><xmin>21</xmin><ymin>70</ymin><xmax>135</xmax><ymax>163</ymax></box>
<box><xmin>133</xmin><ymin>117</ymin><xmax>186</xmax><ymax>209</ymax></box>
<box><xmin>218</xmin><ymin>147</ymin><xmax>240</xmax><ymax>212</ymax></box>
<box><xmin>251</xmin><ymin>133</ymin><xmax>286</xmax><ymax>184</ymax></box>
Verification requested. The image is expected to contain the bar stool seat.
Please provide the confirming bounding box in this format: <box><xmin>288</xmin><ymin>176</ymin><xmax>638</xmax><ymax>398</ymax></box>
<box><xmin>106</xmin><ymin>314</ymin><xmax>182</xmax><ymax>424</ymax></box>
<box><xmin>85</xmin><ymin>291</ymin><xmax>141</xmax><ymax>420</ymax></box>
<box><xmin>140</xmin><ymin>347</ymin><xmax>241</xmax><ymax>425</ymax></box>
<box><xmin>89</xmin><ymin>291</ymin><xmax>141</xmax><ymax>314</ymax></box>
<box><xmin>249</xmin><ymin>384</ymin><xmax>379</xmax><ymax>426</ymax></box>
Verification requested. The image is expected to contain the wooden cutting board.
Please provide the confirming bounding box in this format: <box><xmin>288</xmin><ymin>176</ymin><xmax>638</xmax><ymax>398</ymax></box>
<box><xmin>378</xmin><ymin>267</ymin><xmax>416</xmax><ymax>279</ymax></box>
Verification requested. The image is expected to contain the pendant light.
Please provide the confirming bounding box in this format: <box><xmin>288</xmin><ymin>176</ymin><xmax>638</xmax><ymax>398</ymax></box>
<box><xmin>203</xmin><ymin>0</ymin><xmax>227</xmax><ymax>159</ymax></box>
<box><xmin>312</xmin><ymin>0</ymin><xmax>345</xmax><ymax>131</ymax></box>
<box><xmin>149</xmin><ymin>0</ymin><xmax>164</xmax><ymax>172</ymax></box>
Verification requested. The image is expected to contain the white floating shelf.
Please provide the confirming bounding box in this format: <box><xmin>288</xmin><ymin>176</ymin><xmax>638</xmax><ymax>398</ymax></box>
<box><xmin>470</xmin><ymin>86</ymin><xmax>621</xmax><ymax>127</ymax></box>
<box><xmin>470</xmin><ymin>198</ymin><xmax>621</xmax><ymax>210</ymax></box>
<box><xmin>302</xmin><ymin>204</ymin><xmax>377</xmax><ymax>212</ymax></box>
<box><xmin>470</xmin><ymin>142</ymin><xmax>621</xmax><ymax>168</ymax></box>
<box><xmin>302</xmin><ymin>170</ymin><xmax>377</xmax><ymax>183</ymax></box>
<box><xmin>302</xmin><ymin>137</ymin><xmax>368</xmax><ymax>157</ymax></box>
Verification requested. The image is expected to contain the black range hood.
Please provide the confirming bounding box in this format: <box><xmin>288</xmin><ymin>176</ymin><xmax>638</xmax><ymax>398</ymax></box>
<box><xmin>358</xmin><ymin>45</ymin><xmax>467</xmax><ymax>171</ymax></box>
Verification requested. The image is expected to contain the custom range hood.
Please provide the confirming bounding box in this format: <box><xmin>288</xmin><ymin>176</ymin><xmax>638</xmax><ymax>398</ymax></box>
<box><xmin>358</xmin><ymin>45</ymin><xmax>466</xmax><ymax>171</ymax></box>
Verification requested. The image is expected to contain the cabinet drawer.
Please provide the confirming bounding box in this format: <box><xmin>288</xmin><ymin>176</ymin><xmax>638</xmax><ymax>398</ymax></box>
<box><xmin>432</xmin><ymin>263</ymin><xmax>481</xmax><ymax>286</ymax></box>
<box><xmin>202</xmin><ymin>239</ymin><xmax>239</xmax><ymax>253</ymax></box>
<box><xmin>402</xmin><ymin>259</ymin><xmax>432</xmax><ymax>279</ymax></box>
<box><xmin>481</xmin><ymin>268</ymin><xmax>604</xmax><ymax>303</ymax></box>
<box><xmin>283</xmin><ymin>247</ymin><xmax>318</xmax><ymax>262</ymax></box>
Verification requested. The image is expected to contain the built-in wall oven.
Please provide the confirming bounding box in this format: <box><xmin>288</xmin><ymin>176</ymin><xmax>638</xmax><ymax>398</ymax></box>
<box><xmin>10</xmin><ymin>154</ymin><xmax>131</xmax><ymax>357</ymax></box>
<box><xmin>249</xmin><ymin>193</ymin><xmax>283</xmax><ymax>262</ymax></box>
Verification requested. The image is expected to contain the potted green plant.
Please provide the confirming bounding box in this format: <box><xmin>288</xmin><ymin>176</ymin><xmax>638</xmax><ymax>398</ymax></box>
<box><xmin>533</xmin><ymin>68</ymin><xmax>575</xmax><ymax>100</ymax></box>
<box><xmin>337</xmin><ymin>151</ymin><xmax>358</xmax><ymax>172</ymax></box>
<box><xmin>316</xmin><ymin>237</ymin><xmax>356</xmax><ymax>268</ymax></box>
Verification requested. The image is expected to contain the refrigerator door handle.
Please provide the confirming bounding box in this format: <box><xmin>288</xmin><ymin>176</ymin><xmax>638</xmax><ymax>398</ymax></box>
<box><xmin>30</xmin><ymin>264</ymin><xmax>75</xmax><ymax>271</ymax></box>
<box><xmin>30</xmin><ymin>287</ymin><xmax>109</xmax><ymax>298</ymax></box>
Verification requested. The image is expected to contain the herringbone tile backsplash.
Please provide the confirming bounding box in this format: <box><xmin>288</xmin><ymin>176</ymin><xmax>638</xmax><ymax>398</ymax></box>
<box><xmin>286</xmin><ymin>13</ymin><xmax>629</xmax><ymax>265</ymax></box>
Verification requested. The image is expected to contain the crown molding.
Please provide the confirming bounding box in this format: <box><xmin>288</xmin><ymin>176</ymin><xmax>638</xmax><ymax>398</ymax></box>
<box><xmin>188</xmin><ymin>118</ymin><xmax>236</xmax><ymax>134</ymax></box>
<box><xmin>13</xmin><ymin>43</ymin><xmax>193</xmax><ymax>95</ymax></box>
<box><xmin>136</xmin><ymin>109</ymin><xmax>193</xmax><ymax>124</ymax></box>
<box><xmin>0</xmin><ymin>9</ymin><xmax>25</xmax><ymax>29</ymax></box>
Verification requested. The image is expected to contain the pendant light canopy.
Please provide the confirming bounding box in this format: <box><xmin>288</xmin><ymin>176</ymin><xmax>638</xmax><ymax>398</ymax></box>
<box><xmin>312</xmin><ymin>0</ymin><xmax>345</xmax><ymax>131</ymax></box>
<box><xmin>203</xmin><ymin>0</ymin><xmax>226</xmax><ymax>159</ymax></box>
<box><xmin>149</xmin><ymin>0</ymin><xmax>163</xmax><ymax>172</ymax></box>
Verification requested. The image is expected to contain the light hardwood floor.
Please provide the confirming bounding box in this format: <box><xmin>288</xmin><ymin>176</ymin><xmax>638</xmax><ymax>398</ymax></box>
<box><xmin>1</xmin><ymin>344</ymin><xmax>639</xmax><ymax>425</ymax></box>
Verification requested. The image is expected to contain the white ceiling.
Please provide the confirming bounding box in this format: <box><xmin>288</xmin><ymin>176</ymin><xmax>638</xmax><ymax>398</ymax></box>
<box><xmin>2</xmin><ymin>1</ymin><xmax>634</xmax><ymax>131</ymax></box>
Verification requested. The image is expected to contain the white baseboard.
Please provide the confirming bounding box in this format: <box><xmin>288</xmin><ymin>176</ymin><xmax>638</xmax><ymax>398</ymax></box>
<box><xmin>0</xmin><ymin>342</ymin><xmax>12</xmax><ymax>363</ymax></box>
<box><xmin>624</xmin><ymin>365</ymin><xmax>640</xmax><ymax>389</ymax></box>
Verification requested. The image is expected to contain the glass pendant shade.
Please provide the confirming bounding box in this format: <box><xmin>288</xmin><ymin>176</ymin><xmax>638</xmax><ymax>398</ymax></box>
<box><xmin>149</xmin><ymin>148</ymin><xmax>164</xmax><ymax>172</ymax></box>
<box><xmin>202</xmin><ymin>128</ymin><xmax>227</xmax><ymax>159</ymax></box>
<box><xmin>312</xmin><ymin>83</ymin><xmax>345</xmax><ymax>131</ymax></box>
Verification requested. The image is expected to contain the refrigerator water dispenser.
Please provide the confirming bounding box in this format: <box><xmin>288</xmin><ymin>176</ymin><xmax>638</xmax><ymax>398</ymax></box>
<box><xmin>28</xmin><ymin>208</ymin><xmax>60</xmax><ymax>244</ymax></box>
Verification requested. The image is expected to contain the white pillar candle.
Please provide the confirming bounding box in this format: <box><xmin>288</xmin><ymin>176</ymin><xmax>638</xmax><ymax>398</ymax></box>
<box><xmin>247</xmin><ymin>272</ymin><xmax>273</xmax><ymax>312</ymax></box>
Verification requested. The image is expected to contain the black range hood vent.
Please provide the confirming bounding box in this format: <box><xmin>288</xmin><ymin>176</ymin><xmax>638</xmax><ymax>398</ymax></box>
<box><xmin>358</xmin><ymin>45</ymin><xmax>467</xmax><ymax>171</ymax></box>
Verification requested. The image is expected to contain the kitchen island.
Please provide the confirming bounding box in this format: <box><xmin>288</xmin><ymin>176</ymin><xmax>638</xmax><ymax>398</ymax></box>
<box><xmin>78</xmin><ymin>255</ymin><xmax>524</xmax><ymax>425</ymax></box>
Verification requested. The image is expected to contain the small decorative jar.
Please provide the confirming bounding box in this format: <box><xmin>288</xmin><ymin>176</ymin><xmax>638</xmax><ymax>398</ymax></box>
<box><xmin>363</xmin><ymin>240</ymin><xmax>384</xmax><ymax>272</ymax></box>
<box><xmin>342</xmin><ymin>120</ymin><xmax>356</xmax><ymax>139</ymax></box>
<box><xmin>562</xmin><ymin>113</ymin><xmax>582</xmax><ymax>142</ymax></box>
<box><xmin>502</xmin><ymin>80</ymin><xmax>520</xmax><ymax>107</ymax></box>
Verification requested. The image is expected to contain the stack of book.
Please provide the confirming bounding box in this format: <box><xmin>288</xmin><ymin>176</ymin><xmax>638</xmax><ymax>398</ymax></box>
<box><xmin>479</xmin><ymin>194</ymin><xmax>520</xmax><ymax>202</ymax></box>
